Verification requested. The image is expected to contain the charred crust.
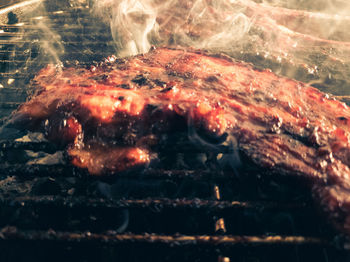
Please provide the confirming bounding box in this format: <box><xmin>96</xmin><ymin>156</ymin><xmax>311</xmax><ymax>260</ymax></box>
<box><xmin>132</xmin><ymin>74</ymin><xmax>148</xmax><ymax>86</ymax></box>
<box><xmin>206</xmin><ymin>75</ymin><xmax>220</xmax><ymax>83</ymax></box>
<box><xmin>152</xmin><ymin>79</ymin><xmax>167</xmax><ymax>87</ymax></box>
<box><xmin>119</xmin><ymin>84</ymin><xmax>131</xmax><ymax>89</ymax></box>
<box><xmin>88</xmin><ymin>74</ymin><xmax>109</xmax><ymax>81</ymax></box>
<box><xmin>160</xmin><ymin>87</ymin><xmax>174</xmax><ymax>93</ymax></box>
<box><xmin>338</xmin><ymin>116</ymin><xmax>347</xmax><ymax>121</ymax></box>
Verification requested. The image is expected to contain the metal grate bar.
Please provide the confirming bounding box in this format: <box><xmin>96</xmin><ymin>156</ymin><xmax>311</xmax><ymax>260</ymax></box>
<box><xmin>0</xmin><ymin>60</ymin><xmax>34</xmax><ymax>63</ymax></box>
<box><xmin>0</xmin><ymin>88</ymin><xmax>27</xmax><ymax>93</ymax></box>
<box><xmin>0</xmin><ymin>50</ymin><xmax>105</xmax><ymax>55</ymax></box>
<box><xmin>0</xmin><ymin>25</ymin><xmax>108</xmax><ymax>30</ymax></box>
<box><xmin>335</xmin><ymin>95</ymin><xmax>350</xmax><ymax>105</ymax></box>
<box><xmin>0</xmin><ymin>38</ymin><xmax>114</xmax><ymax>43</ymax></box>
<box><xmin>0</xmin><ymin>102</ymin><xmax>21</xmax><ymax>109</ymax></box>
<box><xmin>0</xmin><ymin>140</ymin><xmax>233</xmax><ymax>154</ymax></box>
<box><xmin>0</xmin><ymin>141</ymin><xmax>58</xmax><ymax>153</ymax></box>
<box><xmin>0</xmin><ymin>164</ymin><xmax>75</xmax><ymax>177</ymax></box>
<box><xmin>0</xmin><ymin>73</ymin><xmax>30</xmax><ymax>77</ymax></box>
<box><xmin>0</xmin><ymin>226</ymin><xmax>331</xmax><ymax>246</ymax></box>
<box><xmin>0</xmin><ymin>39</ymin><xmax>23</xmax><ymax>44</ymax></box>
<box><xmin>0</xmin><ymin>60</ymin><xmax>96</xmax><ymax>66</ymax></box>
<box><xmin>1</xmin><ymin>196</ymin><xmax>307</xmax><ymax>211</ymax></box>
<box><xmin>0</xmin><ymin>33</ymin><xmax>23</xmax><ymax>37</ymax></box>
<box><xmin>0</xmin><ymin>164</ymin><xmax>237</xmax><ymax>180</ymax></box>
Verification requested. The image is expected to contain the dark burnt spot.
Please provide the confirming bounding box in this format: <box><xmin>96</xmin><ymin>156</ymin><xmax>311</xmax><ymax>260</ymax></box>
<box><xmin>119</xmin><ymin>84</ymin><xmax>131</xmax><ymax>89</ymax></box>
<box><xmin>160</xmin><ymin>87</ymin><xmax>174</xmax><ymax>93</ymax></box>
<box><xmin>132</xmin><ymin>74</ymin><xmax>148</xmax><ymax>86</ymax></box>
<box><xmin>89</xmin><ymin>74</ymin><xmax>109</xmax><ymax>82</ymax></box>
<box><xmin>317</xmin><ymin>146</ymin><xmax>332</xmax><ymax>157</ymax></box>
<box><xmin>338</xmin><ymin>116</ymin><xmax>347</xmax><ymax>121</ymax></box>
<box><xmin>167</xmin><ymin>72</ymin><xmax>187</xmax><ymax>82</ymax></box>
<box><xmin>167</xmin><ymin>71</ymin><xmax>179</xmax><ymax>77</ymax></box>
<box><xmin>78</xmin><ymin>81</ymin><xmax>91</xmax><ymax>87</ymax></box>
<box><xmin>115</xmin><ymin>58</ymin><xmax>127</xmax><ymax>64</ymax></box>
<box><xmin>284</xmin><ymin>130</ymin><xmax>316</xmax><ymax>148</ymax></box>
<box><xmin>101</xmin><ymin>74</ymin><xmax>109</xmax><ymax>80</ymax></box>
<box><xmin>76</xmin><ymin>69</ymin><xmax>87</xmax><ymax>75</ymax></box>
<box><xmin>153</xmin><ymin>79</ymin><xmax>167</xmax><ymax>87</ymax></box>
<box><xmin>183</xmin><ymin>72</ymin><xmax>193</xmax><ymax>79</ymax></box>
<box><xmin>115</xmin><ymin>64</ymin><xmax>129</xmax><ymax>71</ymax></box>
<box><xmin>7</xmin><ymin>12</ymin><xmax>19</xmax><ymax>25</ymax></box>
<box><xmin>97</xmin><ymin>63</ymin><xmax>113</xmax><ymax>72</ymax></box>
<box><xmin>83</xmin><ymin>90</ymin><xmax>95</xmax><ymax>95</ymax></box>
<box><xmin>206</xmin><ymin>75</ymin><xmax>219</xmax><ymax>82</ymax></box>
<box><xmin>118</xmin><ymin>96</ymin><xmax>124</xmax><ymax>101</ymax></box>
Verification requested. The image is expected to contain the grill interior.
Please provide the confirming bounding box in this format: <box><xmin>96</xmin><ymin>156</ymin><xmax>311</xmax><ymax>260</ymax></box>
<box><xmin>0</xmin><ymin>1</ymin><xmax>350</xmax><ymax>261</ymax></box>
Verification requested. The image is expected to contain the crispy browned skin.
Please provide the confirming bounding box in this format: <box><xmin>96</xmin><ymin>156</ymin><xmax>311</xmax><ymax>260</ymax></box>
<box><xmin>10</xmin><ymin>47</ymin><xmax>350</xmax><ymax>235</ymax></box>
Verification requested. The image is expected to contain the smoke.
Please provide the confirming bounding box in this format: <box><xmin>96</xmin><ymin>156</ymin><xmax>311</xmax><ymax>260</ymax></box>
<box><xmin>31</xmin><ymin>16</ymin><xmax>64</xmax><ymax>66</ymax></box>
<box><xmin>2</xmin><ymin>0</ymin><xmax>350</xmax><ymax>129</ymax></box>
<box><xmin>92</xmin><ymin>0</ymin><xmax>350</xmax><ymax>56</ymax></box>
<box><xmin>92</xmin><ymin>0</ymin><xmax>350</xmax><ymax>96</ymax></box>
<box><xmin>3</xmin><ymin>0</ymin><xmax>350</xmax><ymax>94</ymax></box>
<box><xmin>93</xmin><ymin>0</ymin><xmax>252</xmax><ymax>56</ymax></box>
<box><xmin>262</xmin><ymin>0</ymin><xmax>350</xmax><ymax>14</ymax></box>
<box><xmin>94</xmin><ymin>0</ymin><xmax>157</xmax><ymax>57</ymax></box>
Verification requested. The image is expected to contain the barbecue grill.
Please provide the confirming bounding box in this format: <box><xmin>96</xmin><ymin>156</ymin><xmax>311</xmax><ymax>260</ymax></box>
<box><xmin>0</xmin><ymin>1</ymin><xmax>350</xmax><ymax>261</ymax></box>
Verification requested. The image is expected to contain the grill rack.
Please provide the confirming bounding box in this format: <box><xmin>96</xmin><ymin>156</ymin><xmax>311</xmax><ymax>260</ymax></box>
<box><xmin>0</xmin><ymin>137</ymin><xmax>349</xmax><ymax>261</ymax></box>
<box><xmin>0</xmin><ymin>1</ymin><xmax>350</xmax><ymax>262</ymax></box>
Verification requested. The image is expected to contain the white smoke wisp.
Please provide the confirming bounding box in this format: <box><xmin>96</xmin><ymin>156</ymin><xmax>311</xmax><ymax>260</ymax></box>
<box><xmin>166</xmin><ymin>0</ymin><xmax>252</xmax><ymax>52</ymax></box>
<box><xmin>94</xmin><ymin>0</ymin><xmax>157</xmax><ymax>57</ymax></box>
<box><xmin>92</xmin><ymin>0</ymin><xmax>350</xmax><ymax>94</ymax></box>
<box><xmin>91</xmin><ymin>0</ymin><xmax>350</xmax><ymax>55</ymax></box>
<box><xmin>93</xmin><ymin>0</ymin><xmax>252</xmax><ymax>57</ymax></box>
<box><xmin>34</xmin><ymin>18</ymin><xmax>64</xmax><ymax>66</ymax></box>
<box><xmin>114</xmin><ymin>0</ymin><xmax>156</xmax><ymax>56</ymax></box>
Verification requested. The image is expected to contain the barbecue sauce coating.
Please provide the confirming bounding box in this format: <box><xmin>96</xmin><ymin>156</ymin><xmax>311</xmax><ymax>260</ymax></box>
<box><xmin>10</xmin><ymin>47</ymin><xmax>350</xmax><ymax>235</ymax></box>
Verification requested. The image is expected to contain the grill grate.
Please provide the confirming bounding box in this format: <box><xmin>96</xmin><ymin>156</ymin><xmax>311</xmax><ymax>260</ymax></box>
<box><xmin>0</xmin><ymin>1</ymin><xmax>349</xmax><ymax>262</ymax></box>
<box><xmin>0</xmin><ymin>138</ymin><xmax>348</xmax><ymax>261</ymax></box>
<box><xmin>0</xmin><ymin>228</ymin><xmax>330</xmax><ymax>247</ymax></box>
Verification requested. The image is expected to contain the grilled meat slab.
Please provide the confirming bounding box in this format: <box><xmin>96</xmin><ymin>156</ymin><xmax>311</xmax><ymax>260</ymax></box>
<box><xmin>8</xmin><ymin>47</ymin><xmax>350</xmax><ymax>235</ymax></box>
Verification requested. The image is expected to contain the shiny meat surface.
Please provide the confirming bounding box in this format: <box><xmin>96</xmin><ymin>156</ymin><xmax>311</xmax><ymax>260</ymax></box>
<box><xmin>9</xmin><ymin>47</ymin><xmax>350</xmax><ymax>235</ymax></box>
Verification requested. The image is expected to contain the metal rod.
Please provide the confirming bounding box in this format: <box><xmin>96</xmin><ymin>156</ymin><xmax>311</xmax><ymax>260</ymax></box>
<box><xmin>0</xmin><ymin>25</ymin><xmax>109</xmax><ymax>30</ymax></box>
<box><xmin>215</xmin><ymin>218</ymin><xmax>227</xmax><ymax>234</ymax></box>
<box><xmin>0</xmin><ymin>59</ymin><xmax>93</xmax><ymax>64</ymax></box>
<box><xmin>0</xmin><ymin>60</ymin><xmax>32</xmax><ymax>63</ymax></box>
<box><xmin>213</xmin><ymin>185</ymin><xmax>229</xmax><ymax>262</ymax></box>
<box><xmin>218</xmin><ymin>257</ymin><xmax>230</xmax><ymax>262</ymax></box>
<box><xmin>335</xmin><ymin>95</ymin><xmax>350</xmax><ymax>104</ymax></box>
<box><xmin>0</xmin><ymin>73</ymin><xmax>29</xmax><ymax>77</ymax></box>
<box><xmin>0</xmin><ymin>195</ymin><xmax>308</xmax><ymax>212</ymax></box>
<box><xmin>0</xmin><ymin>164</ymin><xmax>76</xmax><ymax>177</ymax></box>
<box><xmin>0</xmin><ymin>226</ymin><xmax>331</xmax><ymax>246</ymax></box>
<box><xmin>0</xmin><ymin>164</ymin><xmax>238</xmax><ymax>180</ymax></box>
<box><xmin>0</xmin><ymin>102</ymin><xmax>21</xmax><ymax>109</ymax></box>
<box><xmin>0</xmin><ymin>88</ymin><xmax>27</xmax><ymax>93</ymax></box>
<box><xmin>335</xmin><ymin>95</ymin><xmax>350</xmax><ymax>99</ymax></box>
<box><xmin>214</xmin><ymin>185</ymin><xmax>221</xmax><ymax>200</ymax></box>
<box><xmin>213</xmin><ymin>185</ymin><xmax>227</xmax><ymax>233</ymax></box>
<box><xmin>0</xmin><ymin>141</ymin><xmax>58</xmax><ymax>153</ymax></box>
<box><xmin>0</xmin><ymin>40</ymin><xmax>116</xmax><ymax>45</ymax></box>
